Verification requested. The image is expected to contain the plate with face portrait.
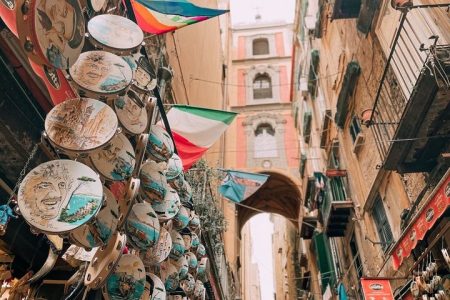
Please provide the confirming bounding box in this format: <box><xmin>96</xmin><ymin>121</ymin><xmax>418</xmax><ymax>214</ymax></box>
<box><xmin>131</xmin><ymin>55</ymin><xmax>156</xmax><ymax>93</ymax></box>
<box><xmin>69</xmin><ymin>50</ymin><xmax>133</xmax><ymax>97</ymax></box>
<box><xmin>45</xmin><ymin>97</ymin><xmax>118</xmax><ymax>154</ymax></box>
<box><xmin>90</xmin><ymin>133</ymin><xmax>135</xmax><ymax>181</ymax></box>
<box><xmin>87</xmin><ymin>14</ymin><xmax>143</xmax><ymax>55</ymax></box>
<box><xmin>17</xmin><ymin>0</ymin><xmax>85</xmax><ymax>69</ymax></box>
<box><xmin>18</xmin><ymin>160</ymin><xmax>103</xmax><ymax>234</ymax></box>
<box><xmin>145</xmin><ymin>273</ymin><xmax>166</xmax><ymax>300</ymax></box>
<box><xmin>114</xmin><ymin>93</ymin><xmax>148</xmax><ymax>135</ymax></box>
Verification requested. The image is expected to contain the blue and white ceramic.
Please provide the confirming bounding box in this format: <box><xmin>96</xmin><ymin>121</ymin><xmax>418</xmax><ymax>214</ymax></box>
<box><xmin>140</xmin><ymin>160</ymin><xmax>168</xmax><ymax>203</ymax></box>
<box><xmin>160</xmin><ymin>260</ymin><xmax>179</xmax><ymax>292</ymax></box>
<box><xmin>185</xmin><ymin>252</ymin><xmax>198</xmax><ymax>270</ymax></box>
<box><xmin>169</xmin><ymin>230</ymin><xmax>185</xmax><ymax>260</ymax></box>
<box><xmin>152</xmin><ymin>187</ymin><xmax>180</xmax><ymax>222</ymax></box>
<box><xmin>147</xmin><ymin>126</ymin><xmax>174</xmax><ymax>163</ymax></box>
<box><xmin>145</xmin><ymin>273</ymin><xmax>166</xmax><ymax>300</ymax></box>
<box><xmin>166</xmin><ymin>154</ymin><xmax>183</xmax><ymax>182</ymax></box>
<box><xmin>180</xmin><ymin>273</ymin><xmax>195</xmax><ymax>296</ymax></box>
<box><xmin>141</xmin><ymin>227</ymin><xmax>172</xmax><ymax>266</ymax></box>
<box><xmin>126</xmin><ymin>203</ymin><xmax>160</xmax><ymax>251</ymax></box>
<box><xmin>173</xmin><ymin>206</ymin><xmax>190</xmax><ymax>231</ymax></box>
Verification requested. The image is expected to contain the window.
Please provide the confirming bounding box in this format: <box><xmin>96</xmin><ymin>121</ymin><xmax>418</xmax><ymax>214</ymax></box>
<box><xmin>303</xmin><ymin>111</ymin><xmax>312</xmax><ymax>143</ymax></box>
<box><xmin>252</xmin><ymin>38</ymin><xmax>269</xmax><ymax>55</ymax></box>
<box><xmin>328</xmin><ymin>176</ymin><xmax>347</xmax><ymax>202</ymax></box>
<box><xmin>372</xmin><ymin>195</ymin><xmax>394</xmax><ymax>251</ymax></box>
<box><xmin>350</xmin><ymin>235</ymin><xmax>363</xmax><ymax>278</ymax></box>
<box><xmin>254</xmin><ymin>123</ymin><xmax>277</xmax><ymax>158</ymax></box>
<box><xmin>349</xmin><ymin>115</ymin><xmax>361</xmax><ymax>143</ymax></box>
<box><xmin>253</xmin><ymin>74</ymin><xmax>273</xmax><ymax>99</ymax></box>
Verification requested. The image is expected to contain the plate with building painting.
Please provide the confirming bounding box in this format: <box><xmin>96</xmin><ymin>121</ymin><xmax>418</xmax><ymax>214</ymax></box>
<box><xmin>147</xmin><ymin>125</ymin><xmax>174</xmax><ymax>163</ymax></box>
<box><xmin>125</xmin><ymin>202</ymin><xmax>161</xmax><ymax>251</ymax></box>
<box><xmin>152</xmin><ymin>187</ymin><xmax>181</xmax><ymax>223</ymax></box>
<box><xmin>17</xmin><ymin>160</ymin><xmax>103</xmax><ymax>234</ymax></box>
<box><xmin>114</xmin><ymin>92</ymin><xmax>148</xmax><ymax>135</ymax></box>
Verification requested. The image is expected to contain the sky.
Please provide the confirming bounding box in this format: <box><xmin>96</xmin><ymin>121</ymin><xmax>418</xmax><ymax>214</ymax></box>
<box><xmin>230</xmin><ymin>0</ymin><xmax>296</xmax><ymax>25</ymax></box>
<box><xmin>250</xmin><ymin>214</ymin><xmax>275</xmax><ymax>300</ymax></box>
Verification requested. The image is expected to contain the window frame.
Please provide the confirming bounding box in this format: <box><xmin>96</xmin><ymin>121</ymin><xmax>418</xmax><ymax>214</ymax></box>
<box><xmin>371</xmin><ymin>195</ymin><xmax>394</xmax><ymax>252</ymax></box>
<box><xmin>349</xmin><ymin>115</ymin><xmax>362</xmax><ymax>143</ymax></box>
<box><xmin>253</xmin><ymin>73</ymin><xmax>273</xmax><ymax>100</ymax></box>
<box><xmin>252</xmin><ymin>38</ymin><xmax>270</xmax><ymax>56</ymax></box>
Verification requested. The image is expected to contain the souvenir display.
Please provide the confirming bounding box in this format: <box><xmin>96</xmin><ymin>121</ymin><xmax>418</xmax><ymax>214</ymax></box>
<box><xmin>85</xmin><ymin>231</ymin><xmax>126</xmax><ymax>290</ymax></box>
<box><xmin>147</xmin><ymin>125</ymin><xmax>174</xmax><ymax>163</ymax></box>
<box><xmin>160</xmin><ymin>260</ymin><xmax>179</xmax><ymax>292</ymax></box>
<box><xmin>108</xmin><ymin>177</ymin><xmax>140</xmax><ymax>229</ymax></box>
<box><xmin>173</xmin><ymin>206</ymin><xmax>190</xmax><ymax>231</ymax></box>
<box><xmin>87</xmin><ymin>14</ymin><xmax>144</xmax><ymax>56</ymax></box>
<box><xmin>90</xmin><ymin>133</ymin><xmax>135</xmax><ymax>181</ymax></box>
<box><xmin>152</xmin><ymin>187</ymin><xmax>181</xmax><ymax>222</ymax></box>
<box><xmin>69</xmin><ymin>50</ymin><xmax>133</xmax><ymax>100</ymax></box>
<box><xmin>17</xmin><ymin>160</ymin><xmax>103</xmax><ymax>234</ymax></box>
<box><xmin>192</xmin><ymin>280</ymin><xmax>205</xmax><ymax>300</ymax></box>
<box><xmin>16</xmin><ymin>0</ymin><xmax>85</xmax><ymax>69</ymax></box>
<box><xmin>145</xmin><ymin>273</ymin><xmax>166</xmax><ymax>300</ymax></box>
<box><xmin>69</xmin><ymin>186</ymin><xmax>119</xmax><ymax>249</ymax></box>
<box><xmin>141</xmin><ymin>227</ymin><xmax>172</xmax><ymax>266</ymax></box>
<box><xmin>114</xmin><ymin>93</ymin><xmax>148</xmax><ymax>136</ymax></box>
<box><xmin>131</xmin><ymin>55</ymin><xmax>157</xmax><ymax>93</ymax></box>
<box><xmin>169</xmin><ymin>230</ymin><xmax>185</xmax><ymax>261</ymax></box>
<box><xmin>126</xmin><ymin>202</ymin><xmax>160</xmax><ymax>251</ymax></box>
<box><xmin>140</xmin><ymin>160</ymin><xmax>168</xmax><ymax>203</ymax></box>
<box><xmin>103</xmin><ymin>254</ymin><xmax>146</xmax><ymax>300</ymax></box>
<box><xmin>166</xmin><ymin>154</ymin><xmax>183</xmax><ymax>182</ymax></box>
<box><xmin>45</xmin><ymin>98</ymin><xmax>118</xmax><ymax>154</ymax></box>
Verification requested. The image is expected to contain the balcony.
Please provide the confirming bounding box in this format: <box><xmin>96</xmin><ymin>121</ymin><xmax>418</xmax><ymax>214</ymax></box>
<box><xmin>369</xmin><ymin>5</ymin><xmax>450</xmax><ymax>173</ymax></box>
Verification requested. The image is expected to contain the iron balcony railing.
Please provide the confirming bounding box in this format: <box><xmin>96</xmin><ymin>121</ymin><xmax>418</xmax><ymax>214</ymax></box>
<box><xmin>368</xmin><ymin>4</ymin><xmax>450</xmax><ymax>163</ymax></box>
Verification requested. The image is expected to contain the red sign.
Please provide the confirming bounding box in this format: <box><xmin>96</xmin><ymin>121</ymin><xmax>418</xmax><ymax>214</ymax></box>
<box><xmin>361</xmin><ymin>279</ymin><xmax>394</xmax><ymax>300</ymax></box>
<box><xmin>325</xmin><ymin>169</ymin><xmax>347</xmax><ymax>177</ymax></box>
<box><xmin>391</xmin><ymin>170</ymin><xmax>450</xmax><ymax>270</ymax></box>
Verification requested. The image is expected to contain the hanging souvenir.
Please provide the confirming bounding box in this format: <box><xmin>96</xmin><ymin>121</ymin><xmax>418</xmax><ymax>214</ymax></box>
<box><xmin>69</xmin><ymin>50</ymin><xmax>133</xmax><ymax>101</ymax></box>
<box><xmin>103</xmin><ymin>254</ymin><xmax>146</xmax><ymax>300</ymax></box>
<box><xmin>160</xmin><ymin>260</ymin><xmax>179</xmax><ymax>293</ymax></box>
<box><xmin>189</xmin><ymin>212</ymin><xmax>201</xmax><ymax>232</ymax></box>
<box><xmin>45</xmin><ymin>97</ymin><xmax>118</xmax><ymax>155</ymax></box>
<box><xmin>90</xmin><ymin>133</ymin><xmax>136</xmax><ymax>181</ymax></box>
<box><xmin>147</xmin><ymin>125</ymin><xmax>174</xmax><ymax>163</ymax></box>
<box><xmin>179</xmin><ymin>228</ymin><xmax>192</xmax><ymax>251</ymax></box>
<box><xmin>16</xmin><ymin>0</ymin><xmax>85</xmax><ymax>69</ymax></box>
<box><xmin>169</xmin><ymin>230</ymin><xmax>185</xmax><ymax>261</ymax></box>
<box><xmin>192</xmin><ymin>280</ymin><xmax>206</xmax><ymax>300</ymax></box>
<box><xmin>185</xmin><ymin>252</ymin><xmax>198</xmax><ymax>271</ymax></box>
<box><xmin>152</xmin><ymin>187</ymin><xmax>181</xmax><ymax>222</ymax></box>
<box><xmin>85</xmin><ymin>231</ymin><xmax>126</xmax><ymax>290</ymax></box>
<box><xmin>108</xmin><ymin>177</ymin><xmax>140</xmax><ymax>229</ymax></box>
<box><xmin>114</xmin><ymin>93</ymin><xmax>148</xmax><ymax>136</ymax></box>
<box><xmin>81</xmin><ymin>0</ymin><xmax>107</xmax><ymax>17</ymax></box>
<box><xmin>166</xmin><ymin>154</ymin><xmax>183</xmax><ymax>183</ymax></box>
<box><xmin>17</xmin><ymin>160</ymin><xmax>103</xmax><ymax>234</ymax></box>
<box><xmin>125</xmin><ymin>202</ymin><xmax>160</xmax><ymax>251</ymax></box>
<box><xmin>191</xmin><ymin>232</ymin><xmax>200</xmax><ymax>250</ymax></box>
<box><xmin>196</xmin><ymin>257</ymin><xmax>209</xmax><ymax>283</ymax></box>
<box><xmin>87</xmin><ymin>14</ymin><xmax>144</xmax><ymax>56</ymax></box>
<box><xmin>69</xmin><ymin>186</ymin><xmax>119</xmax><ymax>249</ymax></box>
<box><xmin>180</xmin><ymin>273</ymin><xmax>195</xmax><ymax>297</ymax></box>
<box><xmin>173</xmin><ymin>206</ymin><xmax>190</xmax><ymax>231</ymax></box>
<box><xmin>178</xmin><ymin>181</ymin><xmax>193</xmax><ymax>207</ymax></box>
<box><xmin>196</xmin><ymin>244</ymin><xmax>206</xmax><ymax>259</ymax></box>
<box><xmin>140</xmin><ymin>160</ymin><xmax>168</xmax><ymax>203</ymax></box>
<box><xmin>172</xmin><ymin>255</ymin><xmax>189</xmax><ymax>280</ymax></box>
<box><xmin>131</xmin><ymin>55</ymin><xmax>157</xmax><ymax>93</ymax></box>
<box><xmin>141</xmin><ymin>226</ymin><xmax>172</xmax><ymax>266</ymax></box>
<box><xmin>144</xmin><ymin>273</ymin><xmax>166</xmax><ymax>300</ymax></box>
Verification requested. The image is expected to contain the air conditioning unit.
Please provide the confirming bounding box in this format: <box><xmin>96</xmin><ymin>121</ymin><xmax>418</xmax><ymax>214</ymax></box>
<box><xmin>352</xmin><ymin>133</ymin><xmax>365</xmax><ymax>154</ymax></box>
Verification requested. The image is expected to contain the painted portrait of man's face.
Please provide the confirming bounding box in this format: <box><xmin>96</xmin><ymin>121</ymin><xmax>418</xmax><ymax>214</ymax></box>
<box><xmin>43</xmin><ymin>0</ymin><xmax>75</xmax><ymax>41</ymax></box>
<box><xmin>125</xmin><ymin>99</ymin><xmax>143</xmax><ymax>122</ymax></box>
<box><xmin>76</xmin><ymin>53</ymin><xmax>110</xmax><ymax>86</ymax></box>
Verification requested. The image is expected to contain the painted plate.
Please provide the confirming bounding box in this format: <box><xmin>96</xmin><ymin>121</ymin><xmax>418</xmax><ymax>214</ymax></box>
<box><xmin>108</xmin><ymin>178</ymin><xmax>140</xmax><ymax>229</ymax></box>
<box><xmin>178</xmin><ymin>179</ymin><xmax>193</xmax><ymax>205</ymax></box>
<box><xmin>70</xmin><ymin>186</ymin><xmax>119</xmax><ymax>249</ymax></box>
<box><xmin>160</xmin><ymin>260</ymin><xmax>179</xmax><ymax>292</ymax></box>
<box><xmin>189</xmin><ymin>212</ymin><xmax>200</xmax><ymax>232</ymax></box>
<box><xmin>146</xmin><ymin>273</ymin><xmax>166</xmax><ymax>300</ymax></box>
<box><xmin>69</xmin><ymin>51</ymin><xmax>132</xmax><ymax>95</ymax></box>
<box><xmin>166</xmin><ymin>154</ymin><xmax>183</xmax><ymax>181</ymax></box>
<box><xmin>18</xmin><ymin>160</ymin><xmax>103</xmax><ymax>234</ymax></box>
<box><xmin>185</xmin><ymin>252</ymin><xmax>198</xmax><ymax>270</ymax></box>
<box><xmin>140</xmin><ymin>160</ymin><xmax>168</xmax><ymax>203</ymax></box>
<box><xmin>90</xmin><ymin>133</ymin><xmax>135</xmax><ymax>181</ymax></box>
<box><xmin>126</xmin><ymin>202</ymin><xmax>161</xmax><ymax>251</ymax></box>
<box><xmin>105</xmin><ymin>254</ymin><xmax>146</xmax><ymax>300</ymax></box>
<box><xmin>114</xmin><ymin>94</ymin><xmax>148</xmax><ymax>135</ymax></box>
<box><xmin>88</xmin><ymin>0</ymin><xmax>106</xmax><ymax>12</ymax></box>
<box><xmin>193</xmin><ymin>280</ymin><xmax>205</xmax><ymax>300</ymax></box>
<box><xmin>30</xmin><ymin>0</ymin><xmax>85</xmax><ymax>69</ymax></box>
<box><xmin>196</xmin><ymin>257</ymin><xmax>209</xmax><ymax>283</ymax></box>
<box><xmin>180</xmin><ymin>273</ymin><xmax>195</xmax><ymax>296</ymax></box>
<box><xmin>173</xmin><ymin>206</ymin><xmax>190</xmax><ymax>231</ymax></box>
<box><xmin>133</xmin><ymin>55</ymin><xmax>155</xmax><ymax>92</ymax></box>
<box><xmin>45</xmin><ymin>97</ymin><xmax>117</xmax><ymax>153</ymax></box>
<box><xmin>196</xmin><ymin>244</ymin><xmax>206</xmax><ymax>259</ymax></box>
<box><xmin>169</xmin><ymin>230</ymin><xmax>185</xmax><ymax>260</ymax></box>
<box><xmin>88</xmin><ymin>14</ymin><xmax>143</xmax><ymax>52</ymax></box>
<box><xmin>172</xmin><ymin>255</ymin><xmax>188</xmax><ymax>280</ymax></box>
<box><xmin>147</xmin><ymin>125</ymin><xmax>174</xmax><ymax>163</ymax></box>
<box><xmin>141</xmin><ymin>227</ymin><xmax>172</xmax><ymax>266</ymax></box>
<box><xmin>190</xmin><ymin>232</ymin><xmax>200</xmax><ymax>250</ymax></box>
<box><xmin>152</xmin><ymin>187</ymin><xmax>180</xmax><ymax>222</ymax></box>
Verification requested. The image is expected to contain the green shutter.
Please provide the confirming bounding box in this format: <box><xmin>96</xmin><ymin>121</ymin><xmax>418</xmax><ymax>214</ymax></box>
<box><xmin>308</xmin><ymin>50</ymin><xmax>320</xmax><ymax>97</ymax></box>
<box><xmin>332</xmin><ymin>0</ymin><xmax>362</xmax><ymax>19</ymax></box>
<box><xmin>303</xmin><ymin>111</ymin><xmax>312</xmax><ymax>143</ymax></box>
<box><xmin>357</xmin><ymin>0</ymin><xmax>380</xmax><ymax>34</ymax></box>
<box><xmin>335</xmin><ymin>61</ymin><xmax>361</xmax><ymax>128</ymax></box>
<box><xmin>312</xmin><ymin>232</ymin><xmax>337</xmax><ymax>293</ymax></box>
<box><xmin>314</xmin><ymin>0</ymin><xmax>325</xmax><ymax>38</ymax></box>
<box><xmin>299</xmin><ymin>153</ymin><xmax>307</xmax><ymax>178</ymax></box>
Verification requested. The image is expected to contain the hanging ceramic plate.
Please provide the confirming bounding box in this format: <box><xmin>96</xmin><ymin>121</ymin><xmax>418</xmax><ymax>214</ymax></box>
<box><xmin>193</xmin><ymin>280</ymin><xmax>205</xmax><ymax>300</ymax></box>
<box><xmin>18</xmin><ymin>160</ymin><xmax>103</xmax><ymax>234</ymax></box>
<box><xmin>16</xmin><ymin>0</ymin><xmax>85</xmax><ymax>69</ymax></box>
<box><xmin>108</xmin><ymin>177</ymin><xmax>140</xmax><ymax>229</ymax></box>
<box><xmin>114</xmin><ymin>94</ymin><xmax>148</xmax><ymax>136</ymax></box>
<box><xmin>125</xmin><ymin>202</ymin><xmax>160</xmax><ymax>251</ymax></box>
<box><xmin>185</xmin><ymin>252</ymin><xmax>198</xmax><ymax>270</ymax></box>
<box><xmin>173</xmin><ymin>206</ymin><xmax>190</xmax><ymax>231</ymax></box>
<box><xmin>90</xmin><ymin>133</ymin><xmax>135</xmax><ymax>181</ymax></box>
<box><xmin>166</xmin><ymin>154</ymin><xmax>183</xmax><ymax>182</ymax></box>
<box><xmin>152</xmin><ymin>187</ymin><xmax>180</xmax><ymax>222</ymax></box>
<box><xmin>70</xmin><ymin>186</ymin><xmax>119</xmax><ymax>249</ymax></box>
<box><xmin>196</xmin><ymin>257</ymin><xmax>209</xmax><ymax>283</ymax></box>
<box><xmin>169</xmin><ymin>230</ymin><xmax>185</xmax><ymax>261</ymax></box>
<box><xmin>190</xmin><ymin>232</ymin><xmax>200</xmax><ymax>250</ymax></box>
<box><xmin>132</xmin><ymin>55</ymin><xmax>156</xmax><ymax>93</ymax></box>
<box><xmin>104</xmin><ymin>254</ymin><xmax>146</xmax><ymax>300</ymax></box>
<box><xmin>140</xmin><ymin>160</ymin><xmax>168</xmax><ymax>203</ymax></box>
<box><xmin>180</xmin><ymin>228</ymin><xmax>192</xmax><ymax>251</ymax></box>
<box><xmin>145</xmin><ymin>273</ymin><xmax>166</xmax><ymax>300</ymax></box>
<box><xmin>178</xmin><ymin>180</ymin><xmax>193</xmax><ymax>206</ymax></box>
<box><xmin>87</xmin><ymin>14</ymin><xmax>143</xmax><ymax>55</ymax></box>
<box><xmin>172</xmin><ymin>255</ymin><xmax>188</xmax><ymax>280</ymax></box>
<box><xmin>45</xmin><ymin>97</ymin><xmax>118</xmax><ymax>154</ymax></box>
<box><xmin>141</xmin><ymin>227</ymin><xmax>172</xmax><ymax>266</ymax></box>
<box><xmin>180</xmin><ymin>273</ymin><xmax>195</xmax><ymax>296</ymax></box>
<box><xmin>196</xmin><ymin>244</ymin><xmax>206</xmax><ymax>259</ymax></box>
<box><xmin>189</xmin><ymin>212</ymin><xmax>200</xmax><ymax>232</ymax></box>
<box><xmin>147</xmin><ymin>125</ymin><xmax>174</xmax><ymax>163</ymax></box>
<box><xmin>69</xmin><ymin>50</ymin><xmax>132</xmax><ymax>99</ymax></box>
<box><xmin>160</xmin><ymin>260</ymin><xmax>179</xmax><ymax>293</ymax></box>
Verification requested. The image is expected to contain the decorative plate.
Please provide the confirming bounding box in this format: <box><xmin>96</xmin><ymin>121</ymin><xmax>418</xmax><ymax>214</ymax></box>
<box><xmin>147</xmin><ymin>125</ymin><xmax>174</xmax><ymax>163</ymax></box>
<box><xmin>114</xmin><ymin>94</ymin><xmax>148</xmax><ymax>135</ymax></box>
<box><xmin>140</xmin><ymin>160</ymin><xmax>168</xmax><ymax>203</ymax></box>
<box><xmin>173</xmin><ymin>206</ymin><xmax>190</xmax><ymax>231</ymax></box>
<box><xmin>126</xmin><ymin>202</ymin><xmax>160</xmax><ymax>251</ymax></box>
<box><xmin>166</xmin><ymin>154</ymin><xmax>183</xmax><ymax>181</ymax></box>
<box><xmin>146</xmin><ymin>273</ymin><xmax>166</xmax><ymax>300</ymax></box>
<box><xmin>160</xmin><ymin>260</ymin><xmax>179</xmax><ymax>292</ymax></box>
<box><xmin>169</xmin><ymin>230</ymin><xmax>185</xmax><ymax>261</ymax></box>
<box><xmin>180</xmin><ymin>273</ymin><xmax>195</xmax><ymax>296</ymax></box>
<box><xmin>172</xmin><ymin>255</ymin><xmax>188</xmax><ymax>280</ymax></box>
<box><xmin>152</xmin><ymin>187</ymin><xmax>180</xmax><ymax>222</ymax></box>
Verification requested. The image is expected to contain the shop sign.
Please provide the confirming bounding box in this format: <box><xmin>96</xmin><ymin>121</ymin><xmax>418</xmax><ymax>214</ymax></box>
<box><xmin>325</xmin><ymin>169</ymin><xmax>347</xmax><ymax>177</ymax></box>
<box><xmin>390</xmin><ymin>170</ymin><xmax>450</xmax><ymax>270</ymax></box>
<box><xmin>361</xmin><ymin>278</ymin><xmax>394</xmax><ymax>300</ymax></box>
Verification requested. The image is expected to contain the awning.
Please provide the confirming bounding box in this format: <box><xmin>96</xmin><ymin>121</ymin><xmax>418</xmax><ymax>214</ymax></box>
<box><xmin>389</xmin><ymin>169</ymin><xmax>450</xmax><ymax>270</ymax></box>
<box><xmin>312</xmin><ymin>232</ymin><xmax>336</xmax><ymax>293</ymax></box>
<box><xmin>335</xmin><ymin>61</ymin><xmax>360</xmax><ymax>128</ymax></box>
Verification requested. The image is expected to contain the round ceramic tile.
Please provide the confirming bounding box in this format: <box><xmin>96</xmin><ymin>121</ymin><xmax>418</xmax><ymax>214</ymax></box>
<box><xmin>173</xmin><ymin>206</ymin><xmax>190</xmax><ymax>231</ymax></box>
<box><xmin>169</xmin><ymin>230</ymin><xmax>185</xmax><ymax>260</ymax></box>
<box><xmin>114</xmin><ymin>94</ymin><xmax>148</xmax><ymax>135</ymax></box>
<box><xmin>141</xmin><ymin>226</ymin><xmax>172</xmax><ymax>265</ymax></box>
<box><xmin>126</xmin><ymin>202</ymin><xmax>160</xmax><ymax>251</ymax></box>
<box><xmin>88</xmin><ymin>14</ymin><xmax>143</xmax><ymax>53</ymax></box>
<box><xmin>105</xmin><ymin>254</ymin><xmax>146</xmax><ymax>299</ymax></box>
<box><xmin>90</xmin><ymin>133</ymin><xmax>135</xmax><ymax>181</ymax></box>
<box><xmin>18</xmin><ymin>160</ymin><xmax>103</xmax><ymax>234</ymax></box>
<box><xmin>160</xmin><ymin>260</ymin><xmax>179</xmax><ymax>292</ymax></box>
<box><xmin>166</xmin><ymin>154</ymin><xmax>183</xmax><ymax>181</ymax></box>
<box><xmin>147</xmin><ymin>125</ymin><xmax>174</xmax><ymax>163</ymax></box>
<box><xmin>140</xmin><ymin>160</ymin><xmax>168</xmax><ymax>203</ymax></box>
<box><xmin>45</xmin><ymin>97</ymin><xmax>118</xmax><ymax>153</ymax></box>
<box><xmin>152</xmin><ymin>187</ymin><xmax>180</xmax><ymax>222</ymax></box>
<box><xmin>146</xmin><ymin>273</ymin><xmax>166</xmax><ymax>300</ymax></box>
<box><xmin>69</xmin><ymin>51</ymin><xmax>132</xmax><ymax>95</ymax></box>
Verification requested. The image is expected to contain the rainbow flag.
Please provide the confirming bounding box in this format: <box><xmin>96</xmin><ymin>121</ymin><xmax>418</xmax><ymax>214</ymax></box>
<box><xmin>130</xmin><ymin>0</ymin><xmax>228</xmax><ymax>35</ymax></box>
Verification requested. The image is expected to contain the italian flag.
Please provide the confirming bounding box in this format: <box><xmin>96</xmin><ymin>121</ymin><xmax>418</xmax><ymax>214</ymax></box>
<box><xmin>166</xmin><ymin>105</ymin><xmax>237</xmax><ymax>170</ymax></box>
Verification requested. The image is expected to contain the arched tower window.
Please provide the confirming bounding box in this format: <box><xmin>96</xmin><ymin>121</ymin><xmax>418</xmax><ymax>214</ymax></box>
<box><xmin>254</xmin><ymin>123</ymin><xmax>277</xmax><ymax>158</ymax></box>
<box><xmin>252</xmin><ymin>38</ymin><xmax>269</xmax><ymax>55</ymax></box>
<box><xmin>253</xmin><ymin>73</ymin><xmax>273</xmax><ymax>99</ymax></box>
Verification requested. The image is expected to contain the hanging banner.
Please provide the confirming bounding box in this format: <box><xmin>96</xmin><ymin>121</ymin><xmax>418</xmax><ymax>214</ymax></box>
<box><xmin>390</xmin><ymin>170</ymin><xmax>450</xmax><ymax>270</ymax></box>
<box><xmin>361</xmin><ymin>278</ymin><xmax>394</xmax><ymax>300</ymax></box>
<box><xmin>218</xmin><ymin>170</ymin><xmax>269</xmax><ymax>203</ymax></box>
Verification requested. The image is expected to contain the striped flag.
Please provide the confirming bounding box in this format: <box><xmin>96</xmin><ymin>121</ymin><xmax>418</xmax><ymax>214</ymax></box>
<box><xmin>166</xmin><ymin>105</ymin><xmax>237</xmax><ymax>170</ymax></box>
<box><xmin>219</xmin><ymin>170</ymin><xmax>269</xmax><ymax>203</ymax></box>
<box><xmin>130</xmin><ymin>0</ymin><xmax>228</xmax><ymax>35</ymax></box>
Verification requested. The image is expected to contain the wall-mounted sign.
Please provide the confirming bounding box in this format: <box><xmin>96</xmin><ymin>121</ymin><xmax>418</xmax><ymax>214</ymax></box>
<box><xmin>361</xmin><ymin>278</ymin><xmax>394</xmax><ymax>300</ymax></box>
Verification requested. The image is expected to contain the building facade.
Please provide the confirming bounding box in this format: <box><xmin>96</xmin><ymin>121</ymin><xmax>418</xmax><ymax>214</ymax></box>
<box><xmin>293</xmin><ymin>1</ymin><xmax>450</xmax><ymax>299</ymax></box>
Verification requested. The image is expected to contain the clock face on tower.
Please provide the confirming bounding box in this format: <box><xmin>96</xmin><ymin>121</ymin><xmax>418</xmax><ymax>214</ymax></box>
<box><xmin>262</xmin><ymin>160</ymin><xmax>272</xmax><ymax>169</ymax></box>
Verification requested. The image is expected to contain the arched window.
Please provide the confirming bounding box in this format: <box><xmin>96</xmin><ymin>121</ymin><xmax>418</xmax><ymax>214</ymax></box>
<box><xmin>254</xmin><ymin>123</ymin><xmax>277</xmax><ymax>158</ymax></box>
<box><xmin>252</xmin><ymin>38</ymin><xmax>269</xmax><ymax>55</ymax></box>
<box><xmin>253</xmin><ymin>73</ymin><xmax>272</xmax><ymax>99</ymax></box>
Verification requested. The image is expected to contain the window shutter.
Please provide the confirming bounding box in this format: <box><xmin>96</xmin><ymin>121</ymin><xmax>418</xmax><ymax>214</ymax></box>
<box><xmin>303</xmin><ymin>111</ymin><xmax>312</xmax><ymax>143</ymax></box>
